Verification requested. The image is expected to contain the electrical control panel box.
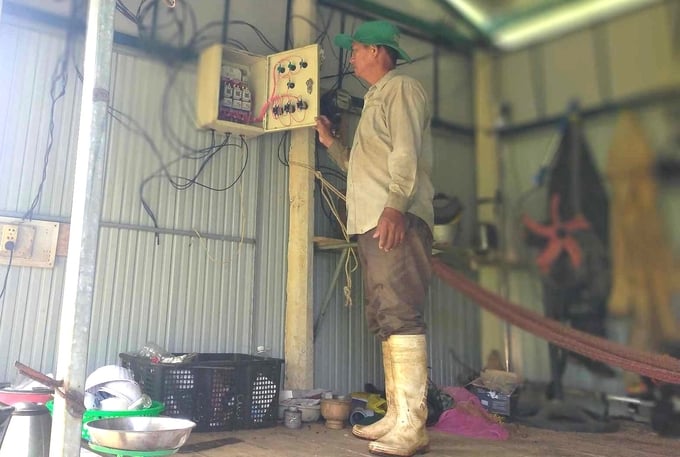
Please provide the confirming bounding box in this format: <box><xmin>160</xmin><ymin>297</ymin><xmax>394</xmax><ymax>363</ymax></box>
<box><xmin>196</xmin><ymin>43</ymin><xmax>320</xmax><ymax>138</ymax></box>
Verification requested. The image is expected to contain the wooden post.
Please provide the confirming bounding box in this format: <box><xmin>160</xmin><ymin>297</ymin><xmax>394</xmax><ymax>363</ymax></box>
<box><xmin>473</xmin><ymin>51</ymin><xmax>507</xmax><ymax>370</ymax></box>
<box><xmin>284</xmin><ymin>0</ymin><xmax>317</xmax><ymax>390</ymax></box>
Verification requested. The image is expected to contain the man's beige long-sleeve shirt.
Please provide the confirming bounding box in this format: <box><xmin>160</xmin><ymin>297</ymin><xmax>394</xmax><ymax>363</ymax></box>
<box><xmin>327</xmin><ymin>70</ymin><xmax>434</xmax><ymax>235</ymax></box>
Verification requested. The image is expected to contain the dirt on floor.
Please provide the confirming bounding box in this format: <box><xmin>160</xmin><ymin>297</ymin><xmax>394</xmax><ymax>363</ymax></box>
<box><xmin>145</xmin><ymin>419</ymin><xmax>680</xmax><ymax>457</ymax></box>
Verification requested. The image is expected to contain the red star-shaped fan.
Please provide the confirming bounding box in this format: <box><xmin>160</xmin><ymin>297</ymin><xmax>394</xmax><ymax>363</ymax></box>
<box><xmin>522</xmin><ymin>194</ymin><xmax>591</xmax><ymax>275</ymax></box>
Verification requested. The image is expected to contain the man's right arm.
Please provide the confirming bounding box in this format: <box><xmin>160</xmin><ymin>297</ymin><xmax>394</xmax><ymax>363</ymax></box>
<box><xmin>315</xmin><ymin>116</ymin><xmax>350</xmax><ymax>171</ymax></box>
<box><xmin>326</xmin><ymin>140</ymin><xmax>350</xmax><ymax>171</ymax></box>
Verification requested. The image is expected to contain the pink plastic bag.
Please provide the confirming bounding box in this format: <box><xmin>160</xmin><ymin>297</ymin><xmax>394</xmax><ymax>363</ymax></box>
<box><xmin>431</xmin><ymin>386</ymin><xmax>509</xmax><ymax>441</ymax></box>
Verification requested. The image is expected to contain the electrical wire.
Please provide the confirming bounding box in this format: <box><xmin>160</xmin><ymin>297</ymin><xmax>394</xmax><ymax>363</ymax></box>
<box><xmin>118</xmin><ymin>0</ymin><xmax>357</xmax><ymax>95</ymax></box>
<box><xmin>116</xmin><ymin>0</ymin><xmax>228</xmax><ymax>60</ymax></box>
<box><xmin>0</xmin><ymin>250</ymin><xmax>14</xmax><ymax>303</ymax></box>
<box><xmin>138</xmin><ymin>134</ymin><xmax>229</xmax><ymax>207</ymax></box>
<box><xmin>21</xmin><ymin>52</ymin><xmax>68</xmax><ymax>221</ymax></box>
<box><xmin>107</xmin><ymin>102</ymin><xmax>245</xmax><ymax>244</ymax></box>
<box><xmin>228</xmin><ymin>20</ymin><xmax>279</xmax><ymax>53</ymax></box>
<box><xmin>314</xmin><ymin>140</ymin><xmax>346</xmax><ymax>227</ymax></box>
<box><xmin>290</xmin><ymin>13</ymin><xmax>332</xmax><ymax>45</ymax></box>
<box><xmin>117</xmin><ymin>0</ymin><xmax>345</xmax><ymax>91</ymax></box>
<box><xmin>116</xmin><ymin>0</ymin><xmax>138</xmax><ymax>24</ymax></box>
<box><xmin>160</xmin><ymin>64</ymin><xmax>201</xmax><ymax>155</ymax></box>
<box><xmin>290</xmin><ymin>158</ymin><xmax>358</xmax><ymax>306</ymax></box>
<box><xmin>277</xmin><ymin>131</ymin><xmax>291</xmax><ymax>166</ymax></box>
<box><xmin>112</xmin><ymin>1</ymin><xmax>353</xmax><ymax>246</ymax></box>
<box><xmin>139</xmin><ymin>133</ymin><xmax>246</xmax><ymax>244</ymax></box>
<box><xmin>107</xmin><ymin>2</ymin><xmax>269</xmax><ymax>246</ymax></box>
<box><xmin>21</xmin><ymin>0</ymin><xmax>87</xmax><ymax>220</ymax></box>
<box><xmin>204</xmin><ymin>136</ymin><xmax>249</xmax><ymax>191</ymax></box>
<box><xmin>149</xmin><ymin>20</ymin><xmax>258</xmax><ymax>157</ymax></box>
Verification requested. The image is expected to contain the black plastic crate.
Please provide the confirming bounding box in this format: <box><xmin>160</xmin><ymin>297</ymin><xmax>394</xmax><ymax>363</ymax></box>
<box><xmin>119</xmin><ymin>352</ymin><xmax>283</xmax><ymax>431</ymax></box>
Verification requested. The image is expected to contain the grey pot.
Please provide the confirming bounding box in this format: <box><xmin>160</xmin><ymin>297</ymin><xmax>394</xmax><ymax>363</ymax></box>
<box><xmin>0</xmin><ymin>402</ymin><xmax>51</xmax><ymax>457</ymax></box>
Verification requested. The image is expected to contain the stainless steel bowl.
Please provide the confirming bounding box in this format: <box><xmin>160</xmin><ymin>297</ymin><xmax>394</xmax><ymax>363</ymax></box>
<box><xmin>85</xmin><ymin>417</ymin><xmax>196</xmax><ymax>451</ymax></box>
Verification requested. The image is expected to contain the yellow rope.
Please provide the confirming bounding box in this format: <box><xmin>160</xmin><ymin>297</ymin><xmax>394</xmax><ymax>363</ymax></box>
<box><xmin>193</xmin><ymin>228</ymin><xmax>230</xmax><ymax>266</ymax></box>
<box><xmin>289</xmin><ymin>159</ymin><xmax>359</xmax><ymax>307</ymax></box>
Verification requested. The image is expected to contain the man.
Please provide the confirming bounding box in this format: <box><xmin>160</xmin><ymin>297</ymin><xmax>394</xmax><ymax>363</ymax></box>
<box><xmin>315</xmin><ymin>20</ymin><xmax>434</xmax><ymax>457</ymax></box>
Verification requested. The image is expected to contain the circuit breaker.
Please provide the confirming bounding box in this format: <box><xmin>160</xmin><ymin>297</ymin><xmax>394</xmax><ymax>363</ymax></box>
<box><xmin>196</xmin><ymin>43</ymin><xmax>320</xmax><ymax>138</ymax></box>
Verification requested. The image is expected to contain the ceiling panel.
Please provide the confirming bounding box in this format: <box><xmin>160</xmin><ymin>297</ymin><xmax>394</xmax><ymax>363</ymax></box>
<box><xmin>446</xmin><ymin>0</ymin><xmax>663</xmax><ymax>50</ymax></box>
<box><xmin>4</xmin><ymin>0</ymin><xmax>667</xmax><ymax>52</ymax></box>
<box><xmin>322</xmin><ymin>0</ymin><xmax>664</xmax><ymax>51</ymax></box>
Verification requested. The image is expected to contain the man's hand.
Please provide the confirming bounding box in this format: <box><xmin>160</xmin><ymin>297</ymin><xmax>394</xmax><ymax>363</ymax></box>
<box><xmin>373</xmin><ymin>207</ymin><xmax>406</xmax><ymax>252</ymax></box>
<box><xmin>314</xmin><ymin>116</ymin><xmax>335</xmax><ymax>148</ymax></box>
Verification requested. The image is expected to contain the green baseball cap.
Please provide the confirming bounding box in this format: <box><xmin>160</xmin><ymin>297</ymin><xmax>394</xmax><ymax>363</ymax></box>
<box><xmin>334</xmin><ymin>20</ymin><xmax>411</xmax><ymax>62</ymax></box>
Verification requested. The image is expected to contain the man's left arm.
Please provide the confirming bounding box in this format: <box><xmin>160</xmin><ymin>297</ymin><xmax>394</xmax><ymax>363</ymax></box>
<box><xmin>374</xmin><ymin>79</ymin><xmax>428</xmax><ymax>251</ymax></box>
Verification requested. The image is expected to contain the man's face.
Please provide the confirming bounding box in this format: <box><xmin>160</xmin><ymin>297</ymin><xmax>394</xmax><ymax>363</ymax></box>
<box><xmin>349</xmin><ymin>42</ymin><xmax>374</xmax><ymax>80</ymax></box>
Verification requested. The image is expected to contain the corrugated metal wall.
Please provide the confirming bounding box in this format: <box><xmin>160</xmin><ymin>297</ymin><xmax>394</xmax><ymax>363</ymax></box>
<box><xmin>495</xmin><ymin>1</ymin><xmax>680</xmax><ymax>386</ymax></box>
<box><xmin>95</xmin><ymin>48</ymin><xmax>263</xmax><ymax>364</ymax></box>
<box><xmin>0</xmin><ymin>18</ymin><xmax>289</xmax><ymax>381</ymax></box>
<box><xmin>0</xmin><ymin>20</ymin><xmax>81</xmax><ymax>379</ymax></box>
<box><xmin>251</xmin><ymin>131</ymin><xmax>290</xmax><ymax>360</ymax></box>
<box><xmin>0</xmin><ymin>4</ymin><xmax>480</xmax><ymax>396</ymax></box>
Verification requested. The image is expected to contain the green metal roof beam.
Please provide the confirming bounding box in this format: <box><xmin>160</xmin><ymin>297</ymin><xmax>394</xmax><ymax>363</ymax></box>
<box><xmin>431</xmin><ymin>0</ymin><xmax>493</xmax><ymax>46</ymax></box>
<box><xmin>319</xmin><ymin>0</ymin><xmax>476</xmax><ymax>50</ymax></box>
<box><xmin>484</xmin><ymin>0</ymin><xmax>576</xmax><ymax>34</ymax></box>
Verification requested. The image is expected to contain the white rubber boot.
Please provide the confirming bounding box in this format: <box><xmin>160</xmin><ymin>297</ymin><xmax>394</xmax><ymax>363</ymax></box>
<box><xmin>368</xmin><ymin>334</ymin><xmax>429</xmax><ymax>456</ymax></box>
<box><xmin>353</xmin><ymin>340</ymin><xmax>396</xmax><ymax>440</ymax></box>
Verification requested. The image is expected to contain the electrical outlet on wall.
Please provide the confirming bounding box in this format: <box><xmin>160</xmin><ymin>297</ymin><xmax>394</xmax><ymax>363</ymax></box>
<box><xmin>0</xmin><ymin>217</ymin><xmax>57</xmax><ymax>267</ymax></box>
<box><xmin>0</xmin><ymin>224</ymin><xmax>18</xmax><ymax>254</ymax></box>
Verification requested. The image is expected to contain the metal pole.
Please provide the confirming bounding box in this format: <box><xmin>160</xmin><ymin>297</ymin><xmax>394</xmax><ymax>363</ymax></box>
<box><xmin>495</xmin><ymin>118</ymin><xmax>512</xmax><ymax>373</ymax></box>
<box><xmin>50</xmin><ymin>0</ymin><xmax>115</xmax><ymax>455</ymax></box>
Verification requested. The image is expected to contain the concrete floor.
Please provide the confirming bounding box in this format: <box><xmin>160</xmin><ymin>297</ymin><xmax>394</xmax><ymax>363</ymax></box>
<box><xmin>81</xmin><ymin>419</ymin><xmax>679</xmax><ymax>457</ymax></box>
